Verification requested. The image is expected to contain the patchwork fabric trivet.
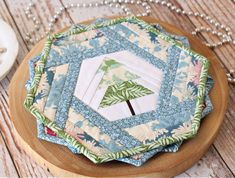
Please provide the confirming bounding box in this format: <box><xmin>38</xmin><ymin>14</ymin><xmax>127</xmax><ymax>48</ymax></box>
<box><xmin>24</xmin><ymin>16</ymin><xmax>211</xmax><ymax>165</ymax></box>
<box><xmin>26</xmin><ymin>21</ymin><xmax>213</xmax><ymax>166</ymax></box>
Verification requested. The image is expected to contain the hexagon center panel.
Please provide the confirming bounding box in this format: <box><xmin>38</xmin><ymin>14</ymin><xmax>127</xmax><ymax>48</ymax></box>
<box><xmin>74</xmin><ymin>50</ymin><xmax>163</xmax><ymax>121</ymax></box>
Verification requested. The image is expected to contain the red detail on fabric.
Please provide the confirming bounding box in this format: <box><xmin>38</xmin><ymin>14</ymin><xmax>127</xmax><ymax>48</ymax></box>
<box><xmin>45</xmin><ymin>127</ymin><xmax>57</xmax><ymax>136</ymax></box>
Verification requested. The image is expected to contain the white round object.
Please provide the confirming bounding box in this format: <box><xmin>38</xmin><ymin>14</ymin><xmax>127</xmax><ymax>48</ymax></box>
<box><xmin>0</xmin><ymin>19</ymin><xmax>19</xmax><ymax>81</ymax></box>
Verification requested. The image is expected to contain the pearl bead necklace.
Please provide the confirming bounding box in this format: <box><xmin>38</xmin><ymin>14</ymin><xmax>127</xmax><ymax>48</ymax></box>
<box><xmin>24</xmin><ymin>0</ymin><xmax>235</xmax><ymax>84</ymax></box>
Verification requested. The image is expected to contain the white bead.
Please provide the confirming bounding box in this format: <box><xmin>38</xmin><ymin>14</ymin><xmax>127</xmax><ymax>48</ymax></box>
<box><xmin>56</xmin><ymin>11</ymin><xmax>62</xmax><ymax>15</ymax></box>
<box><xmin>34</xmin><ymin>25</ymin><xmax>39</xmax><ymax>30</ymax></box>
<box><xmin>137</xmin><ymin>1</ymin><xmax>141</xmax><ymax>5</ymax></box>
<box><xmin>155</xmin><ymin>0</ymin><xmax>160</xmax><ymax>4</ymax></box>
<box><xmin>176</xmin><ymin>9</ymin><xmax>181</xmax><ymax>13</ymax></box>
<box><xmin>170</xmin><ymin>6</ymin><xmax>176</xmax><ymax>10</ymax></box>
<box><xmin>50</xmin><ymin>18</ymin><xmax>55</xmax><ymax>23</ymax></box>
<box><xmin>70</xmin><ymin>3</ymin><xmax>74</xmax><ymax>7</ymax></box>
<box><xmin>222</xmin><ymin>39</ymin><xmax>227</xmax><ymax>43</ymax></box>
<box><xmin>187</xmin><ymin>11</ymin><xmax>193</xmax><ymax>15</ymax></box>
<box><xmin>48</xmin><ymin>23</ymin><xmax>53</xmax><ymax>27</ymax></box>
<box><xmin>95</xmin><ymin>3</ymin><xmax>99</xmax><ymax>7</ymax></box>
<box><xmin>194</xmin><ymin>12</ymin><xmax>199</xmax><ymax>16</ymax></box>
<box><xmin>227</xmin><ymin>32</ymin><xmax>232</xmax><ymax>36</ymax></box>
<box><xmin>130</xmin><ymin>0</ymin><xmax>135</xmax><ymax>3</ymax></box>
<box><xmin>227</xmin><ymin>38</ymin><xmax>232</xmax><ymax>42</ymax></box>
<box><xmin>217</xmin><ymin>32</ymin><xmax>222</xmax><ymax>36</ymax></box>
<box><xmin>166</xmin><ymin>3</ymin><xmax>172</xmax><ymax>7</ymax></box>
<box><xmin>89</xmin><ymin>3</ymin><xmax>93</xmax><ymax>7</ymax></box>
<box><xmin>25</xmin><ymin>10</ymin><xmax>30</xmax><ymax>15</ymax></box>
<box><xmin>28</xmin><ymin>3</ymin><xmax>34</xmax><ymax>7</ymax></box>
<box><xmin>182</xmin><ymin>10</ymin><xmax>186</xmax><ymax>14</ymax></box>
<box><xmin>146</xmin><ymin>9</ymin><xmax>151</xmax><ymax>14</ymax></box>
<box><xmin>118</xmin><ymin>0</ymin><xmax>123</xmax><ymax>3</ymax></box>
<box><xmin>225</xmin><ymin>27</ymin><xmax>231</xmax><ymax>32</ymax></box>
<box><xmin>60</xmin><ymin>7</ymin><xmax>65</xmax><ymax>11</ymax></box>
<box><xmin>222</xmin><ymin>34</ymin><xmax>227</xmax><ymax>38</ymax></box>
<box><xmin>124</xmin><ymin>0</ymin><xmax>129</xmax><ymax>3</ymax></box>
<box><xmin>199</xmin><ymin>26</ymin><xmax>205</xmax><ymax>30</ymax></box>
<box><xmin>212</xmin><ymin>43</ymin><xmax>217</xmax><ymax>47</ymax></box>
<box><xmin>161</xmin><ymin>1</ymin><xmax>166</xmax><ymax>5</ymax></box>
<box><xmin>215</xmin><ymin>22</ymin><xmax>219</xmax><ymax>27</ymax></box>
<box><xmin>206</xmin><ymin>28</ymin><xmax>211</xmax><ymax>32</ymax></box>
<box><xmin>54</xmin><ymin>15</ymin><xmax>58</xmax><ymax>19</ymax></box>
<box><xmin>115</xmin><ymin>4</ymin><xmax>120</xmax><ymax>8</ymax></box>
<box><xmin>209</xmin><ymin>19</ymin><xmax>215</xmax><ymax>24</ymax></box>
<box><xmin>25</xmin><ymin>36</ymin><xmax>30</xmax><ymax>41</ymax></box>
<box><xmin>65</xmin><ymin>4</ymin><xmax>69</xmax><ymax>9</ymax></box>
<box><xmin>142</xmin><ymin>2</ymin><xmax>147</xmax><ymax>6</ymax></box>
<box><xmin>233</xmin><ymin>40</ymin><xmax>235</xmax><ymax>45</ymax></box>
<box><xmin>76</xmin><ymin>3</ymin><xmax>80</xmax><ymax>7</ymax></box>
<box><xmin>195</xmin><ymin>28</ymin><xmax>200</xmax><ymax>32</ymax></box>
<box><xmin>205</xmin><ymin>16</ymin><xmax>211</xmax><ymax>20</ymax></box>
<box><xmin>200</xmin><ymin>14</ymin><xmax>205</xmax><ymax>18</ymax></box>
<box><xmin>142</xmin><ymin>12</ymin><xmax>147</xmax><ymax>16</ymax></box>
<box><xmin>146</xmin><ymin>6</ymin><xmax>151</xmax><ymax>10</ymax></box>
<box><xmin>124</xmin><ymin>8</ymin><xmax>129</xmax><ymax>11</ymax></box>
<box><xmin>212</xmin><ymin>30</ymin><xmax>216</xmax><ymax>34</ymax></box>
<box><xmin>83</xmin><ymin>3</ymin><xmax>87</xmax><ymax>7</ymax></box>
<box><xmin>220</xmin><ymin>24</ymin><xmax>225</xmax><ymax>29</ymax></box>
<box><xmin>191</xmin><ymin>31</ymin><xmax>196</xmax><ymax>35</ymax></box>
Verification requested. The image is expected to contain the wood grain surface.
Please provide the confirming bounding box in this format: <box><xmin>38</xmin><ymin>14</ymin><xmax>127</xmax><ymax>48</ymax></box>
<box><xmin>0</xmin><ymin>0</ymin><xmax>234</xmax><ymax>177</ymax></box>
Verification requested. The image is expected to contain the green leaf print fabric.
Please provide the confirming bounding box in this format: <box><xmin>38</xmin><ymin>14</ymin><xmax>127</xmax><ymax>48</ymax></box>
<box><xmin>100</xmin><ymin>80</ymin><xmax>153</xmax><ymax>108</ymax></box>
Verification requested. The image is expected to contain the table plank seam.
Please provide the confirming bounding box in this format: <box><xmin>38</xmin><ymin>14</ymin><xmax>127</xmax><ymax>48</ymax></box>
<box><xmin>0</xmin><ymin>131</ymin><xmax>20</xmax><ymax>177</ymax></box>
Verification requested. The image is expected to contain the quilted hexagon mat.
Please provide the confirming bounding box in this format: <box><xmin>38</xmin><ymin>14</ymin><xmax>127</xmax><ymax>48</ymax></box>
<box><xmin>24</xmin><ymin>16</ymin><xmax>213</xmax><ymax>166</ymax></box>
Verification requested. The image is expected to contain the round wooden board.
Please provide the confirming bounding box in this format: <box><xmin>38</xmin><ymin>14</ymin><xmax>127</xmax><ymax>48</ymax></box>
<box><xmin>9</xmin><ymin>17</ymin><xmax>228</xmax><ymax>177</ymax></box>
